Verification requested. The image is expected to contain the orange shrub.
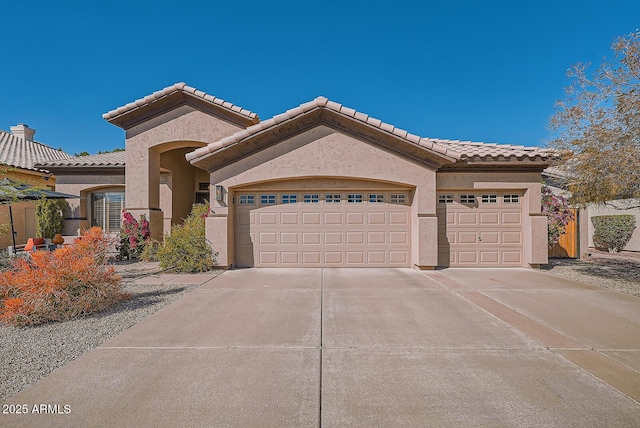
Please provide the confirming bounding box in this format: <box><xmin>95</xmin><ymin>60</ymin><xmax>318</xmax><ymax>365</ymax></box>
<box><xmin>0</xmin><ymin>227</ymin><xmax>127</xmax><ymax>326</ymax></box>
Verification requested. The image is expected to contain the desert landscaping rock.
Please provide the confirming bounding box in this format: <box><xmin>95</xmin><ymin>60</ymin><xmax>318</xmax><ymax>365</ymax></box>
<box><xmin>0</xmin><ymin>262</ymin><xmax>221</xmax><ymax>400</ymax></box>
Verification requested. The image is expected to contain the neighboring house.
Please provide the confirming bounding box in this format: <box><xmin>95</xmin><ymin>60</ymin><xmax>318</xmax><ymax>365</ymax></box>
<box><xmin>543</xmin><ymin>168</ymin><xmax>639</xmax><ymax>255</ymax></box>
<box><xmin>0</xmin><ymin>124</ymin><xmax>72</xmax><ymax>249</ymax></box>
<box><xmin>37</xmin><ymin>152</ymin><xmax>126</xmax><ymax>236</ymax></box>
<box><xmin>38</xmin><ymin>83</ymin><xmax>551</xmax><ymax>269</ymax></box>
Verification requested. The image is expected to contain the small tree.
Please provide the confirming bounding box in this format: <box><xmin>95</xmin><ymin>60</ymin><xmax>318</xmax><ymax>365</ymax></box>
<box><xmin>542</xmin><ymin>185</ymin><xmax>575</xmax><ymax>248</ymax></box>
<box><xmin>35</xmin><ymin>198</ymin><xmax>65</xmax><ymax>239</ymax></box>
<box><xmin>548</xmin><ymin>30</ymin><xmax>640</xmax><ymax>208</ymax></box>
<box><xmin>157</xmin><ymin>203</ymin><xmax>215</xmax><ymax>273</ymax></box>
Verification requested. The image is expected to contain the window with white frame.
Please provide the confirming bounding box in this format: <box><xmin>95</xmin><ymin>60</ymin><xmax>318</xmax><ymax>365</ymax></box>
<box><xmin>239</xmin><ymin>195</ymin><xmax>255</xmax><ymax>205</ymax></box>
<box><xmin>369</xmin><ymin>194</ymin><xmax>384</xmax><ymax>203</ymax></box>
<box><xmin>438</xmin><ymin>194</ymin><xmax>453</xmax><ymax>204</ymax></box>
<box><xmin>91</xmin><ymin>192</ymin><xmax>125</xmax><ymax>234</ymax></box>
<box><xmin>325</xmin><ymin>194</ymin><xmax>341</xmax><ymax>203</ymax></box>
<box><xmin>503</xmin><ymin>194</ymin><xmax>520</xmax><ymax>203</ymax></box>
<box><xmin>391</xmin><ymin>194</ymin><xmax>407</xmax><ymax>204</ymax></box>
<box><xmin>481</xmin><ymin>194</ymin><xmax>497</xmax><ymax>203</ymax></box>
<box><xmin>347</xmin><ymin>194</ymin><xmax>363</xmax><ymax>203</ymax></box>
<box><xmin>281</xmin><ymin>194</ymin><xmax>297</xmax><ymax>204</ymax></box>
<box><xmin>303</xmin><ymin>194</ymin><xmax>319</xmax><ymax>203</ymax></box>
<box><xmin>460</xmin><ymin>194</ymin><xmax>476</xmax><ymax>204</ymax></box>
<box><xmin>260</xmin><ymin>194</ymin><xmax>276</xmax><ymax>205</ymax></box>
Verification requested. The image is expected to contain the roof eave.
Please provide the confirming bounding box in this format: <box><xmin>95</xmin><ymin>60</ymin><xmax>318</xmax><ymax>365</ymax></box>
<box><xmin>188</xmin><ymin>101</ymin><xmax>460</xmax><ymax>171</ymax></box>
<box><xmin>103</xmin><ymin>83</ymin><xmax>259</xmax><ymax>130</ymax></box>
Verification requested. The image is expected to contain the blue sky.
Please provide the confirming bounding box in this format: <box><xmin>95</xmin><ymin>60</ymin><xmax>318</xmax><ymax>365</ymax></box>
<box><xmin>1</xmin><ymin>0</ymin><xmax>638</xmax><ymax>155</ymax></box>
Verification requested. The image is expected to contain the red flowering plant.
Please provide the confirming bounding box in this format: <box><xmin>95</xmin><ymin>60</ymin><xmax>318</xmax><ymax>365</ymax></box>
<box><xmin>0</xmin><ymin>227</ymin><xmax>127</xmax><ymax>326</ymax></box>
<box><xmin>117</xmin><ymin>211</ymin><xmax>150</xmax><ymax>260</ymax></box>
<box><xmin>541</xmin><ymin>184</ymin><xmax>575</xmax><ymax>248</ymax></box>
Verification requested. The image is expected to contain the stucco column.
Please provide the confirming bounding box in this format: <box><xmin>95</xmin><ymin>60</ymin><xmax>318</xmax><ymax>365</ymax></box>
<box><xmin>526</xmin><ymin>184</ymin><xmax>548</xmax><ymax>267</ymax></box>
<box><xmin>206</xmin><ymin>199</ymin><xmax>230</xmax><ymax>268</ymax></box>
<box><xmin>125</xmin><ymin>146</ymin><xmax>163</xmax><ymax>240</ymax></box>
<box><xmin>416</xmin><ymin>215</ymin><xmax>439</xmax><ymax>268</ymax></box>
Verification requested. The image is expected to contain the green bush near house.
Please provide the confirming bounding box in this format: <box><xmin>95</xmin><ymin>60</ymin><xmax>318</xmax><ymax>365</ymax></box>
<box><xmin>592</xmin><ymin>215</ymin><xmax>636</xmax><ymax>253</ymax></box>
<box><xmin>157</xmin><ymin>203</ymin><xmax>216</xmax><ymax>273</ymax></box>
<box><xmin>35</xmin><ymin>198</ymin><xmax>65</xmax><ymax>239</ymax></box>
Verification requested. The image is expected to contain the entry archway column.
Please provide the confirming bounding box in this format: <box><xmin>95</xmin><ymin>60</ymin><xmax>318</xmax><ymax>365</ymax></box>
<box><xmin>125</xmin><ymin>146</ymin><xmax>164</xmax><ymax>240</ymax></box>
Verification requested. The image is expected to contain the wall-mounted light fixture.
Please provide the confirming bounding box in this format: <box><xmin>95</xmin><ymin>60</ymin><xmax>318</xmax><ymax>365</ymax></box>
<box><xmin>215</xmin><ymin>185</ymin><xmax>224</xmax><ymax>202</ymax></box>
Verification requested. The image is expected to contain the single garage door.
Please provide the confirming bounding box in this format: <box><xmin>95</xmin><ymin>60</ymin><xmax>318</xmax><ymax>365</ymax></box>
<box><xmin>235</xmin><ymin>191</ymin><xmax>411</xmax><ymax>267</ymax></box>
<box><xmin>437</xmin><ymin>192</ymin><xmax>524</xmax><ymax>267</ymax></box>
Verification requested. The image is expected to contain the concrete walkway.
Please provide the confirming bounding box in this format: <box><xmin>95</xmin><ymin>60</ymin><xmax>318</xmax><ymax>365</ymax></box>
<box><xmin>2</xmin><ymin>268</ymin><xmax>640</xmax><ymax>427</ymax></box>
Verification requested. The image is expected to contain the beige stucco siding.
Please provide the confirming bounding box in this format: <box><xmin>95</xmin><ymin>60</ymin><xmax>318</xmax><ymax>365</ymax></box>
<box><xmin>124</xmin><ymin>106</ymin><xmax>245</xmax><ymax>239</ymax></box>
<box><xmin>53</xmin><ymin>174</ymin><xmax>125</xmax><ymax>236</ymax></box>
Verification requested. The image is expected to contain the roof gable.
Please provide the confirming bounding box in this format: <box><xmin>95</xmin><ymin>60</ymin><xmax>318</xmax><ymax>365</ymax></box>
<box><xmin>186</xmin><ymin>97</ymin><xmax>463</xmax><ymax>171</ymax></box>
<box><xmin>103</xmin><ymin>83</ymin><xmax>260</xmax><ymax>130</ymax></box>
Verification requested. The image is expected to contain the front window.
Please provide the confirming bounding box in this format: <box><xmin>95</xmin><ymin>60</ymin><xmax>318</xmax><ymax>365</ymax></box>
<box><xmin>91</xmin><ymin>192</ymin><xmax>125</xmax><ymax>233</ymax></box>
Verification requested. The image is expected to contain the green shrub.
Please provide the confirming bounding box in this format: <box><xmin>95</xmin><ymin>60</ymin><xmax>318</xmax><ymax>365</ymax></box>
<box><xmin>592</xmin><ymin>215</ymin><xmax>637</xmax><ymax>253</ymax></box>
<box><xmin>139</xmin><ymin>238</ymin><xmax>161</xmax><ymax>262</ymax></box>
<box><xmin>157</xmin><ymin>204</ymin><xmax>216</xmax><ymax>273</ymax></box>
<box><xmin>35</xmin><ymin>198</ymin><xmax>65</xmax><ymax>239</ymax></box>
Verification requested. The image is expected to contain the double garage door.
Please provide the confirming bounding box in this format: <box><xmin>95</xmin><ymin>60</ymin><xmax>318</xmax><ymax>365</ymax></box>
<box><xmin>437</xmin><ymin>192</ymin><xmax>525</xmax><ymax>267</ymax></box>
<box><xmin>235</xmin><ymin>191</ymin><xmax>411</xmax><ymax>267</ymax></box>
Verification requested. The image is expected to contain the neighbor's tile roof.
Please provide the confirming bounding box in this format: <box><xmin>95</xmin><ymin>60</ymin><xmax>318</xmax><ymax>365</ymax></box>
<box><xmin>0</xmin><ymin>129</ymin><xmax>72</xmax><ymax>172</ymax></box>
<box><xmin>186</xmin><ymin>96</ymin><xmax>549</xmax><ymax>164</ymax></box>
<box><xmin>425</xmin><ymin>139</ymin><xmax>549</xmax><ymax>162</ymax></box>
<box><xmin>103</xmin><ymin>82</ymin><xmax>258</xmax><ymax>122</ymax></box>
<box><xmin>36</xmin><ymin>151</ymin><xmax>126</xmax><ymax>168</ymax></box>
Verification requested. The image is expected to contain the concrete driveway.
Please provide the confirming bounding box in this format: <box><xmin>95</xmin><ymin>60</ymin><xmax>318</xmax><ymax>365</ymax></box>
<box><xmin>2</xmin><ymin>268</ymin><xmax>640</xmax><ymax>427</ymax></box>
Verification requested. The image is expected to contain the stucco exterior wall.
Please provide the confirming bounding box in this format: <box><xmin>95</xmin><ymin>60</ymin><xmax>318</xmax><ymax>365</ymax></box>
<box><xmin>588</xmin><ymin>202</ymin><xmax>640</xmax><ymax>252</ymax></box>
<box><xmin>53</xmin><ymin>174</ymin><xmax>125</xmax><ymax>236</ymax></box>
<box><xmin>124</xmin><ymin>106</ymin><xmax>245</xmax><ymax>239</ymax></box>
<box><xmin>205</xmin><ymin>126</ymin><xmax>439</xmax><ymax>269</ymax></box>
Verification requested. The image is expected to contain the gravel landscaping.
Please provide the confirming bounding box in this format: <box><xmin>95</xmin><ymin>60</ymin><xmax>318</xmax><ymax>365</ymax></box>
<box><xmin>1</xmin><ymin>255</ymin><xmax>638</xmax><ymax>402</ymax></box>
<box><xmin>0</xmin><ymin>262</ymin><xmax>222</xmax><ymax>401</ymax></box>
<box><xmin>543</xmin><ymin>251</ymin><xmax>640</xmax><ymax>296</ymax></box>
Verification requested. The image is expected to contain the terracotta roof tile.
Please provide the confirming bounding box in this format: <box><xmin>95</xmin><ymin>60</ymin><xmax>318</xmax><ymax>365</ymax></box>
<box><xmin>103</xmin><ymin>82</ymin><xmax>258</xmax><ymax>121</ymax></box>
<box><xmin>35</xmin><ymin>151</ymin><xmax>125</xmax><ymax>168</ymax></box>
<box><xmin>0</xmin><ymin>129</ymin><xmax>71</xmax><ymax>172</ymax></box>
<box><xmin>185</xmin><ymin>95</ymin><xmax>549</xmax><ymax>165</ymax></box>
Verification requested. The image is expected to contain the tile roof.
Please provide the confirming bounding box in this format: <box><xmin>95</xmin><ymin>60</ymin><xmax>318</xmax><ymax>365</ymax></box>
<box><xmin>424</xmin><ymin>139</ymin><xmax>549</xmax><ymax>162</ymax></box>
<box><xmin>103</xmin><ymin>82</ymin><xmax>258</xmax><ymax>122</ymax></box>
<box><xmin>186</xmin><ymin>96</ymin><xmax>465</xmax><ymax>163</ymax></box>
<box><xmin>36</xmin><ymin>151</ymin><xmax>126</xmax><ymax>168</ymax></box>
<box><xmin>186</xmin><ymin>96</ymin><xmax>549</xmax><ymax>165</ymax></box>
<box><xmin>0</xmin><ymin>129</ymin><xmax>72</xmax><ymax>172</ymax></box>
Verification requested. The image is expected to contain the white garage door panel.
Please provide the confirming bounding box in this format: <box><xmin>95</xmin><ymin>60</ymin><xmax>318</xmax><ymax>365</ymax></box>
<box><xmin>438</xmin><ymin>192</ymin><xmax>525</xmax><ymax>267</ymax></box>
<box><xmin>236</xmin><ymin>191</ymin><xmax>411</xmax><ymax>267</ymax></box>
